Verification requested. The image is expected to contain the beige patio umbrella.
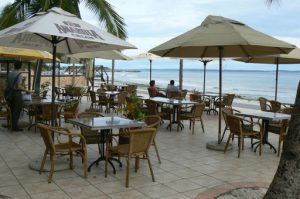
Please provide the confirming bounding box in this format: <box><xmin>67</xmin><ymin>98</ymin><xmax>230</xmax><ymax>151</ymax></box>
<box><xmin>66</xmin><ymin>50</ymin><xmax>132</xmax><ymax>86</ymax></box>
<box><xmin>134</xmin><ymin>52</ymin><xmax>161</xmax><ymax>81</ymax></box>
<box><xmin>150</xmin><ymin>15</ymin><xmax>295</xmax><ymax>149</ymax></box>
<box><xmin>0</xmin><ymin>7</ymin><xmax>135</xmax><ymax>126</ymax></box>
<box><xmin>235</xmin><ymin>48</ymin><xmax>300</xmax><ymax>101</ymax></box>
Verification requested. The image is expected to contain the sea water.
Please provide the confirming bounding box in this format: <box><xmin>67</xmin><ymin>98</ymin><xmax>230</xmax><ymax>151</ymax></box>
<box><xmin>107</xmin><ymin>69</ymin><xmax>299</xmax><ymax>104</ymax></box>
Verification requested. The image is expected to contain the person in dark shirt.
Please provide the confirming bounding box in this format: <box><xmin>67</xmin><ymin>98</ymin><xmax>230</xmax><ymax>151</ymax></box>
<box><xmin>7</xmin><ymin>61</ymin><xmax>31</xmax><ymax>131</ymax></box>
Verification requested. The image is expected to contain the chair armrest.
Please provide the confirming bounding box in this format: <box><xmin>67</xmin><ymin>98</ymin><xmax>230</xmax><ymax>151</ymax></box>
<box><xmin>52</xmin><ymin>127</ymin><xmax>87</xmax><ymax>146</ymax></box>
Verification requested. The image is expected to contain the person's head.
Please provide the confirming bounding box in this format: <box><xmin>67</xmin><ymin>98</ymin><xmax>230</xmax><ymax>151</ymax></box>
<box><xmin>14</xmin><ymin>61</ymin><xmax>22</xmax><ymax>70</ymax></box>
<box><xmin>150</xmin><ymin>80</ymin><xmax>155</xmax><ymax>87</ymax></box>
<box><xmin>170</xmin><ymin>80</ymin><xmax>175</xmax><ymax>86</ymax></box>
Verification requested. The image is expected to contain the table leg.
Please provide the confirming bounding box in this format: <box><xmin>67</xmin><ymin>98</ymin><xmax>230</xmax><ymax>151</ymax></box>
<box><xmin>87</xmin><ymin>129</ymin><xmax>122</xmax><ymax>172</ymax></box>
<box><xmin>253</xmin><ymin>120</ymin><xmax>277</xmax><ymax>154</ymax></box>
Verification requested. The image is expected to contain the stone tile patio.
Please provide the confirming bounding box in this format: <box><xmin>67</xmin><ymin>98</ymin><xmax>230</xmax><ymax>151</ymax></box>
<box><xmin>0</xmin><ymin>97</ymin><xmax>280</xmax><ymax>199</ymax></box>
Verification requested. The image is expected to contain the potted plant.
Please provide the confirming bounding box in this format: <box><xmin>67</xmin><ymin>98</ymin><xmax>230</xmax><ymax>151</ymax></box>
<box><xmin>125</xmin><ymin>93</ymin><xmax>144</xmax><ymax>120</ymax></box>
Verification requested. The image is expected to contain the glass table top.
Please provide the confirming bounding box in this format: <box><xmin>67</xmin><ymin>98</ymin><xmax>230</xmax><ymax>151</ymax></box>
<box><xmin>67</xmin><ymin>116</ymin><xmax>145</xmax><ymax>130</ymax></box>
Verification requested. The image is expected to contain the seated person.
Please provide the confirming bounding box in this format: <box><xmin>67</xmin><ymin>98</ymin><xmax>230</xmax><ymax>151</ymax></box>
<box><xmin>166</xmin><ymin>80</ymin><xmax>179</xmax><ymax>97</ymax></box>
<box><xmin>148</xmin><ymin>80</ymin><xmax>165</xmax><ymax>97</ymax></box>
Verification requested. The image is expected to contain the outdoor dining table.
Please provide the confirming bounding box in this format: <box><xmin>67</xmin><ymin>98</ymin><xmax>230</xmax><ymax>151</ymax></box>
<box><xmin>67</xmin><ymin>116</ymin><xmax>145</xmax><ymax>172</ymax></box>
<box><xmin>203</xmin><ymin>93</ymin><xmax>227</xmax><ymax>114</ymax></box>
<box><xmin>24</xmin><ymin>98</ymin><xmax>66</xmax><ymax>130</ymax></box>
<box><xmin>235</xmin><ymin>110</ymin><xmax>290</xmax><ymax>154</ymax></box>
<box><xmin>150</xmin><ymin>97</ymin><xmax>197</xmax><ymax>131</ymax></box>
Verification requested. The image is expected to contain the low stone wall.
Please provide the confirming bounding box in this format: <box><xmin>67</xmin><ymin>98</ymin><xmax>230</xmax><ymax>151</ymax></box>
<box><xmin>40</xmin><ymin>75</ymin><xmax>87</xmax><ymax>87</ymax></box>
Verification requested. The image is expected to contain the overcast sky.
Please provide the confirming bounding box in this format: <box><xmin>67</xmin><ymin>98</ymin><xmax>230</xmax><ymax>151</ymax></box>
<box><xmin>1</xmin><ymin>0</ymin><xmax>300</xmax><ymax>70</ymax></box>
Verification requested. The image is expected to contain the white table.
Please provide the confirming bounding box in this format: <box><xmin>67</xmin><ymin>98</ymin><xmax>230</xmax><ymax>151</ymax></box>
<box><xmin>150</xmin><ymin>97</ymin><xmax>197</xmax><ymax>131</ymax></box>
<box><xmin>67</xmin><ymin>116</ymin><xmax>145</xmax><ymax>171</ymax></box>
<box><xmin>236</xmin><ymin>110</ymin><xmax>290</xmax><ymax>153</ymax></box>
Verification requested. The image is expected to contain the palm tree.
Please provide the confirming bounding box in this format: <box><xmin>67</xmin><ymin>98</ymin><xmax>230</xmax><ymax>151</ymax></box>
<box><xmin>0</xmin><ymin>0</ymin><xmax>127</xmax><ymax>93</ymax></box>
<box><xmin>0</xmin><ymin>0</ymin><xmax>127</xmax><ymax>39</ymax></box>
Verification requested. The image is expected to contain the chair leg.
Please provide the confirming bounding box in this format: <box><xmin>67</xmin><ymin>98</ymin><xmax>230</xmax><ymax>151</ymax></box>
<box><xmin>146</xmin><ymin>152</ymin><xmax>155</xmax><ymax>182</ymax></box>
<box><xmin>39</xmin><ymin>149</ymin><xmax>48</xmax><ymax>174</ymax></box>
<box><xmin>277</xmin><ymin>136</ymin><xmax>282</xmax><ymax>157</ymax></box>
<box><xmin>105</xmin><ymin>153</ymin><xmax>109</xmax><ymax>178</ymax></box>
<box><xmin>135</xmin><ymin>157</ymin><xmax>139</xmax><ymax>172</ymax></box>
<box><xmin>238</xmin><ymin>137</ymin><xmax>241</xmax><ymax>158</ymax></box>
<box><xmin>69</xmin><ymin>152</ymin><xmax>73</xmax><ymax>169</ymax></box>
<box><xmin>220</xmin><ymin>126</ymin><xmax>228</xmax><ymax>142</ymax></box>
<box><xmin>192</xmin><ymin>119</ymin><xmax>195</xmax><ymax>134</ymax></box>
<box><xmin>48</xmin><ymin>154</ymin><xmax>55</xmax><ymax>183</ymax></box>
<box><xmin>153</xmin><ymin>140</ymin><xmax>161</xmax><ymax>164</ymax></box>
<box><xmin>224</xmin><ymin>133</ymin><xmax>232</xmax><ymax>154</ymax></box>
<box><xmin>126</xmin><ymin>157</ymin><xmax>130</xmax><ymax>188</ymax></box>
<box><xmin>200</xmin><ymin>118</ymin><xmax>205</xmax><ymax>133</ymax></box>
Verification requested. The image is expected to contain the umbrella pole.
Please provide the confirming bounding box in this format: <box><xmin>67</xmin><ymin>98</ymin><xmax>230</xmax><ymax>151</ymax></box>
<box><xmin>51</xmin><ymin>36</ymin><xmax>58</xmax><ymax>127</ymax></box>
<box><xmin>150</xmin><ymin>59</ymin><xmax>152</xmax><ymax>82</ymax></box>
<box><xmin>179</xmin><ymin>59</ymin><xmax>183</xmax><ymax>90</ymax></box>
<box><xmin>92</xmin><ymin>59</ymin><xmax>95</xmax><ymax>91</ymax></box>
<box><xmin>112</xmin><ymin>59</ymin><xmax>115</xmax><ymax>85</ymax></box>
<box><xmin>275</xmin><ymin>57</ymin><xmax>279</xmax><ymax>101</ymax></box>
<box><xmin>203</xmin><ymin>62</ymin><xmax>206</xmax><ymax>95</ymax></box>
<box><xmin>218</xmin><ymin>46</ymin><xmax>224</xmax><ymax>144</ymax></box>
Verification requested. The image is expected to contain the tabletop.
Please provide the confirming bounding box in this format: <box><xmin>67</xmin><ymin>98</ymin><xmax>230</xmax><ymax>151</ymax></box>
<box><xmin>67</xmin><ymin>116</ymin><xmax>145</xmax><ymax>130</ymax></box>
<box><xmin>235</xmin><ymin>110</ymin><xmax>290</xmax><ymax>121</ymax></box>
<box><xmin>24</xmin><ymin>98</ymin><xmax>66</xmax><ymax>105</ymax></box>
<box><xmin>150</xmin><ymin>97</ymin><xmax>197</xmax><ymax>105</ymax></box>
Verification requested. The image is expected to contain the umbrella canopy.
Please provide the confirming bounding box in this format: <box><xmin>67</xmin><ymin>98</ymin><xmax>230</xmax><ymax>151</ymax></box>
<box><xmin>66</xmin><ymin>50</ymin><xmax>132</xmax><ymax>85</ymax></box>
<box><xmin>134</xmin><ymin>52</ymin><xmax>161</xmax><ymax>81</ymax></box>
<box><xmin>0</xmin><ymin>7</ymin><xmax>136</xmax><ymax>126</ymax></box>
<box><xmin>0</xmin><ymin>46</ymin><xmax>54</xmax><ymax>60</ymax></box>
<box><xmin>150</xmin><ymin>15</ymin><xmax>295</xmax><ymax>146</ymax></box>
<box><xmin>235</xmin><ymin>48</ymin><xmax>300</xmax><ymax>101</ymax></box>
<box><xmin>66</xmin><ymin>50</ymin><xmax>132</xmax><ymax>60</ymax></box>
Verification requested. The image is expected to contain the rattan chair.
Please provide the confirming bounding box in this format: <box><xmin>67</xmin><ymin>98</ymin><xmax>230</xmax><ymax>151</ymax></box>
<box><xmin>145</xmin><ymin>99</ymin><xmax>172</xmax><ymax>130</ymax></box>
<box><xmin>214</xmin><ymin>94</ymin><xmax>235</xmax><ymax>110</ymax></box>
<box><xmin>270</xmin><ymin>100</ymin><xmax>285</xmax><ymax>113</ymax></box>
<box><xmin>224</xmin><ymin>114</ymin><xmax>263</xmax><ymax>158</ymax></box>
<box><xmin>37</xmin><ymin>123</ymin><xmax>87</xmax><ymax>183</ymax></box>
<box><xmin>180</xmin><ymin>103</ymin><xmax>205</xmax><ymax>134</ymax></box>
<box><xmin>59</xmin><ymin>100</ymin><xmax>79</xmax><ymax>126</ymax></box>
<box><xmin>0</xmin><ymin>96</ymin><xmax>12</xmax><ymax>131</ymax></box>
<box><xmin>268</xmin><ymin>119</ymin><xmax>289</xmax><ymax>157</ymax></box>
<box><xmin>38</xmin><ymin>104</ymin><xmax>62</xmax><ymax>126</ymax></box>
<box><xmin>259</xmin><ymin>97</ymin><xmax>271</xmax><ymax>112</ymax></box>
<box><xmin>77</xmin><ymin>112</ymin><xmax>104</xmax><ymax>153</ymax></box>
<box><xmin>105</xmin><ymin>127</ymin><xmax>156</xmax><ymax>187</ymax></box>
<box><xmin>144</xmin><ymin>115</ymin><xmax>161</xmax><ymax>163</ymax></box>
<box><xmin>89</xmin><ymin>91</ymin><xmax>103</xmax><ymax>111</ymax></box>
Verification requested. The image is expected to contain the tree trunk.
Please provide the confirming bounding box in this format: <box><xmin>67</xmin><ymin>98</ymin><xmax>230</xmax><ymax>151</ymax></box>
<box><xmin>264</xmin><ymin>81</ymin><xmax>300</xmax><ymax>198</ymax></box>
<box><xmin>33</xmin><ymin>60</ymin><xmax>43</xmax><ymax>93</ymax></box>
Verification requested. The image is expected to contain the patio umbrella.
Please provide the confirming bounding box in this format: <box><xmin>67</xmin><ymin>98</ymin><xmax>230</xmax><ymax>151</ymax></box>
<box><xmin>0</xmin><ymin>46</ymin><xmax>54</xmax><ymax>60</ymax></box>
<box><xmin>0</xmin><ymin>7</ymin><xmax>136</xmax><ymax>126</ymax></box>
<box><xmin>199</xmin><ymin>59</ymin><xmax>213</xmax><ymax>95</ymax></box>
<box><xmin>150</xmin><ymin>15</ymin><xmax>295</xmax><ymax>149</ymax></box>
<box><xmin>235</xmin><ymin>48</ymin><xmax>300</xmax><ymax>101</ymax></box>
<box><xmin>66</xmin><ymin>50</ymin><xmax>132</xmax><ymax>86</ymax></box>
<box><xmin>134</xmin><ymin>52</ymin><xmax>161</xmax><ymax>81</ymax></box>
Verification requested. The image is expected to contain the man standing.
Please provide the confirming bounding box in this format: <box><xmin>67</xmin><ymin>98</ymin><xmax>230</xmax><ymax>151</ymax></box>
<box><xmin>7</xmin><ymin>61</ymin><xmax>30</xmax><ymax>131</ymax></box>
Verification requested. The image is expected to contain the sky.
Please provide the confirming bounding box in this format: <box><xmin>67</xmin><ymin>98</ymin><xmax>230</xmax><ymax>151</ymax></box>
<box><xmin>1</xmin><ymin>0</ymin><xmax>300</xmax><ymax>70</ymax></box>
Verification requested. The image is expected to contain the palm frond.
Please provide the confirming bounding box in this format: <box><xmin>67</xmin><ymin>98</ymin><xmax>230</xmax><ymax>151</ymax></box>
<box><xmin>83</xmin><ymin>0</ymin><xmax>127</xmax><ymax>39</ymax></box>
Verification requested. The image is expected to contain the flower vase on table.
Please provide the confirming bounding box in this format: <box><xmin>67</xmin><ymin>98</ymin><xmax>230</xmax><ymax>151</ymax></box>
<box><xmin>125</xmin><ymin>93</ymin><xmax>144</xmax><ymax>121</ymax></box>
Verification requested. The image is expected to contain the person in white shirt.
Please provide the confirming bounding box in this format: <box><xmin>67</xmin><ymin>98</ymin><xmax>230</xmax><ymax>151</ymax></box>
<box><xmin>166</xmin><ymin>80</ymin><xmax>179</xmax><ymax>97</ymax></box>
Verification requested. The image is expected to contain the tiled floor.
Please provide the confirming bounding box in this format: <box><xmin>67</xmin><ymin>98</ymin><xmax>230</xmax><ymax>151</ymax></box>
<box><xmin>0</xmin><ymin>98</ymin><xmax>281</xmax><ymax>199</ymax></box>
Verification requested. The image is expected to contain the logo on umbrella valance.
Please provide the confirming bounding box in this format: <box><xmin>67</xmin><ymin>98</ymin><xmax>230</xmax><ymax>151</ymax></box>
<box><xmin>55</xmin><ymin>21</ymin><xmax>103</xmax><ymax>40</ymax></box>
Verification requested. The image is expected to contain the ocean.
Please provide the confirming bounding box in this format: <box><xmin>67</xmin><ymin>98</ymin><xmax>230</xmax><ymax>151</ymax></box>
<box><xmin>108</xmin><ymin>69</ymin><xmax>299</xmax><ymax>104</ymax></box>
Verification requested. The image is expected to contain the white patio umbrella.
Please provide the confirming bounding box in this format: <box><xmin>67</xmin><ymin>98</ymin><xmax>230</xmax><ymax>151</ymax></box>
<box><xmin>235</xmin><ymin>48</ymin><xmax>300</xmax><ymax>101</ymax></box>
<box><xmin>134</xmin><ymin>52</ymin><xmax>161</xmax><ymax>81</ymax></box>
<box><xmin>150</xmin><ymin>15</ymin><xmax>295</xmax><ymax>149</ymax></box>
<box><xmin>66</xmin><ymin>50</ymin><xmax>132</xmax><ymax>86</ymax></box>
<box><xmin>0</xmin><ymin>7</ymin><xmax>136</xmax><ymax>125</ymax></box>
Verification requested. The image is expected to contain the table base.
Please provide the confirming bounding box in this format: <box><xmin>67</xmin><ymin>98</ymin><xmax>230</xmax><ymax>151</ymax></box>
<box><xmin>206</xmin><ymin>141</ymin><xmax>233</xmax><ymax>151</ymax></box>
<box><xmin>167</xmin><ymin>121</ymin><xmax>184</xmax><ymax>131</ymax></box>
<box><xmin>252</xmin><ymin>141</ymin><xmax>277</xmax><ymax>154</ymax></box>
<box><xmin>88</xmin><ymin>156</ymin><xmax>122</xmax><ymax>173</ymax></box>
